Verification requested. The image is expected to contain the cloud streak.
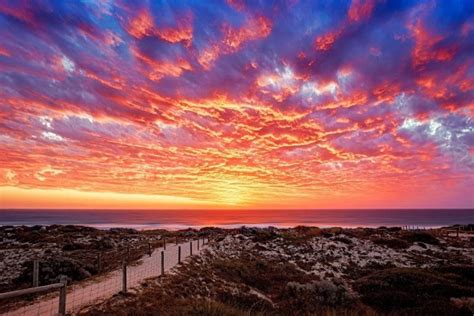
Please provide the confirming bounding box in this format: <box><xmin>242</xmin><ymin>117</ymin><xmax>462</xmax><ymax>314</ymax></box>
<box><xmin>0</xmin><ymin>0</ymin><xmax>473</xmax><ymax>208</ymax></box>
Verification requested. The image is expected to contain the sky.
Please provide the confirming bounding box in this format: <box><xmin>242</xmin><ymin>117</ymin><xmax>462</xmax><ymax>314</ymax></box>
<box><xmin>0</xmin><ymin>0</ymin><xmax>473</xmax><ymax>210</ymax></box>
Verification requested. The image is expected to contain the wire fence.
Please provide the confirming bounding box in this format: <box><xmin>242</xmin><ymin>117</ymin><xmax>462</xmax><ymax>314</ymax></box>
<box><xmin>0</xmin><ymin>237</ymin><xmax>209</xmax><ymax>316</ymax></box>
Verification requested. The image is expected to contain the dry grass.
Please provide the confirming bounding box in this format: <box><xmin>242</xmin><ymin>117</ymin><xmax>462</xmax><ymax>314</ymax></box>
<box><xmin>62</xmin><ymin>226</ymin><xmax>474</xmax><ymax>315</ymax></box>
<box><xmin>355</xmin><ymin>266</ymin><xmax>474</xmax><ymax>315</ymax></box>
<box><xmin>83</xmin><ymin>247</ymin><xmax>374</xmax><ymax>315</ymax></box>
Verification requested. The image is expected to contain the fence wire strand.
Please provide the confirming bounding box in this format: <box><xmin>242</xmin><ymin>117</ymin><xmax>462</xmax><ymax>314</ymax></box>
<box><xmin>0</xmin><ymin>238</ymin><xmax>208</xmax><ymax>316</ymax></box>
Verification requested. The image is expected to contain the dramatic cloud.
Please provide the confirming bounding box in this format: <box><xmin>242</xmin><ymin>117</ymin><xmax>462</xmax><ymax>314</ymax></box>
<box><xmin>0</xmin><ymin>0</ymin><xmax>473</xmax><ymax>208</ymax></box>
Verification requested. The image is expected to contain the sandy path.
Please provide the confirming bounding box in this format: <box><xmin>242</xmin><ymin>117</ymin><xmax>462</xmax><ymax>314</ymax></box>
<box><xmin>2</xmin><ymin>239</ymin><xmax>206</xmax><ymax>316</ymax></box>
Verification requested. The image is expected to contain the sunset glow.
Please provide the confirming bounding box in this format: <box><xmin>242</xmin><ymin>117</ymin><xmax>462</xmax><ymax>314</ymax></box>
<box><xmin>0</xmin><ymin>0</ymin><xmax>473</xmax><ymax>209</ymax></box>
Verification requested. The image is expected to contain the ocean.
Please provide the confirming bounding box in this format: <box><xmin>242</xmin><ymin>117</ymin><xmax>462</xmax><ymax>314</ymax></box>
<box><xmin>0</xmin><ymin>209</ymin><xmax>472</xmax><ymax>230</ymax></box>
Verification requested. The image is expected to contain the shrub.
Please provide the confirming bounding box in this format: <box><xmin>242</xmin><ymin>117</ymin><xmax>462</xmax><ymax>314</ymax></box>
<box><xmin>17</xmin><ymin>258</ymin><xmax>95</xmax><ymax>285</ymax></box>
<box><xmin>280</xmin><ymin>231</ymin><xmax>318</xmax><ymax>244</ymax></box>
<box><xmin>62</xmin><ymin>242</ymin><xmax>87</xmax><ymax>251</ymax></box>
<box><xmin>373</xmin><ymin>237</ymin><xmax>409</xmax><ymax>249</ymax></box>
<box><xmin>435</xmin><ymin>265</ymin><xmax>474</xmax><ymax>284</ymax></box>
<box><xmin>16</xmin><ymin>230</ymin><xmax>45</xmax><ymax>243</ymax></box>
<box><xmin>354</xmin><ymin>267</ymin><xmax>474</xmax><ymax>314</ymax></box>
<box><xmin>333</xmin><ymin>236</ymin><xmax>352</xmax><ymax>244</ymax></box>
<box><xmin>284</xmin><ymin>280</ymin><xmax>354</xmax><ymax>306</ymax></box>
<box><xmin>251</xmin><ymin>230</ymin><xmax>278</xmax><ymax>243</ymax></box>
<box><xmin>216</xmin><ymin>290</ymin><xmax>273</xmax><ymax>313</ymax></box>
<box><xmin>400</xmin><ymin>231</ymin><xmax>440</xmax><ymax>245</ymax></box>
<box><xmin>211</xmin><ymin>255</ymin><xmax>311</xmax><ymax>294</ymax></box>
<box><xmin>179</xmin><ymin>299</ymin><xmax>256</xmax><ymax>316</ymax></box>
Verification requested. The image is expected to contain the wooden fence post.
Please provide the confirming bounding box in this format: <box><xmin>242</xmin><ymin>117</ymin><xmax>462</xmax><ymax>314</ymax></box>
<box><xmin>164</xmin><ymin>237</ymin><xmax>166</xmax><ymax>250</ymax></box>
<box><xmin>178</xmin><ymin>246</ymin><xmax>181</xmax><ymax>264</ymax></box>
<box><xmin>175</xmin><ymin>236</ymin><xmax>178</xmax><ymax>245</ymax></box>
<box><xmin>161</xmin><ymin>251</ymin><xmax>164</xmax><ymax>275</ymax></box>
<box><xmin>122</xmin><ymin>260</ymin><xmax>127</xmax><ymax>294</ymax></box>
<box><xmin>197</xmin><ymin>238</ymin><xmax>200</xmax><ymax>250</ymax></box>
<box><xmin>33</xmin><ymin>260</ymin><xmax>39</xmax><ymax>287</ymax></box>
<box><xmin>190</xmin><ymin>241</ymin><xmax>193</xmax><ymax>256</ymax></box>
<box><xmin>127</xmin><ymin>246</ymin><xmax>130</xmax><ymax>262</ymax></box>
<box><xmin>58</xmin><ymin>276</ymin><xmax>67</xmax><ymax>316</ymax></box>
<box><xmin>148</xmin><ymin>242</ymin><xmax>152</xmax><ymax>256</ymax></box>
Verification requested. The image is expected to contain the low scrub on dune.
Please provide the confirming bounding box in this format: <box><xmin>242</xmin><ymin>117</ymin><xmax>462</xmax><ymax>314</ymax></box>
<box><xmin>179</xmin><ymin>300</ymin><xmax>258</xmax><ymax>316</ymax></box>
<box><xmin>372</xmin><ymin>237</ymin><xmax>410</xmax><ymax>249</ymax></box>
<box><xmin>399</xmin><ymin>231</ymin><xmax>440</xmax><ymax>245</ymax></box>
<box><xmin>211</xmin><ymin>255</ymin><xmax>311</xmax><ymax>294</ymax></box>
<box><xmin>80</xmin><ymin>227</ymin><xmax>473</xmax><ymax>316</ymax></box>
<box><xmin>355</xmin><ymin>266</ymin><xmax>474</xmax><ymax>315</ymax></box>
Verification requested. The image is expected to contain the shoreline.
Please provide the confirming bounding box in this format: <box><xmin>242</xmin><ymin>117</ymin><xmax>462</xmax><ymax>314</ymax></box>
<box><xmin>0</xmin><ymin>222</ymin><xmax>473</xmax><ymax>231</ymax></box>
<box><xmin>2</xmin><ymin>209</ymin><xmax>473</xmax><ymax>231</ymax></box>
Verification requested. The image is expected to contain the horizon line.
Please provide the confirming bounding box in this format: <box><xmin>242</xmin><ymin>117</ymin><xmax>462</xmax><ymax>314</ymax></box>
<box><xmin>1</xmin><ymin>208</ymin><xmax>473</xmax><ymax>211</ymax></box>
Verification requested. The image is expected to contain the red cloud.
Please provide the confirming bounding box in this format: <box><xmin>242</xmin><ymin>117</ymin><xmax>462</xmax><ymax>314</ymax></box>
<box><xmin>314</xmin><ymin>29</ymin><xmax>342</xmax><ymax>51</ymax></box>
<box><xmin>222</xmin><ymin>16</ymin><xmax>272</xmax><ymax>50</ymax></box>
<box><xmin>197</xmin><ymin>15</ymin><xmax>272</xmax><ymax>69</ymax></box>
<box><xmin>408</xmin><ymin>16</ymin><xmax>458</xmax><ymax>69</ymax></box>
<box><xmin>0</xmin><ymin>3</ymin><xmax>35</xmax><ymax>25</ymax></box>
<box><xmin>198</xmin><ymin>44</ymin><xmax>221</xmax><ymax>70</ymax></box>
<box><xmin>314</xmin><ymin>0</ymin><xmax>376</xmax><ymax>52</ymax></box>
<box><xmin>156</xmin><ymin>23</ymin><xmax>193</xmax><ymax>45</ymax></box>
<box><xmin>226</xmin><ymin>0</ymin><xmax>245</xmax><ymax>12</ymax></box>
<box><xmin>348</xmin><ymin>0</ymin><xmax>376</xmax><ymax>23</ymax></box>
<box><xmin>127</xmin><ymin>9</ymin><xmax>155</xmax><ymax>39</ymax></box>
<box><xmin>1</xmin><ymin>1</ymin><xmax>472</xmax><ymax>209</ymax></box>
<box><xmin>0</xmin><ymin>46</ymin><xmax>10</xmax><ymax>57</ymax></box>
<box><xmin>131</xmin><ymin>47</ymin><xmax>192</xmax><ymax>81</ymax></box>
<box><xmin>126</xmin><ymin>8</ymin><xmax>193</xmax><ymax>45</ymax></box>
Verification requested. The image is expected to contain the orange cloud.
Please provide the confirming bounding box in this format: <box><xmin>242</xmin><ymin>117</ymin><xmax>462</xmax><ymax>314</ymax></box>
<box><xmin>222</xmin><ymin>16</ymin><xmax>272</xmax><ymax>50</ymax></box>
<box><xmin>198</xmin><ymin>16</ymin><xmax>272</xmax><ymax>69</ymax></box>
<box><xmin>127</xmin><ymin>9</ymin><xmax>155</xmax><ymax>39</ymax></box>
<box><xmin>126</xmin><ymin>8</ymin><xmax>193</xmax><ymax>45</ymax></box>
<box><xmin>197</xmin><ymin>44</ymin><xmax>221</xmax><ymax>70</ymax></box>
<box><xmin>314</xmin><ymin>0</ymin><xmax>375</xmax><ymax>52</ymax></box>
<box><xmin>157</xmin><ymin>24</ymin><xmax>193</xmax><ymax>45</ymax></box>
<box><xmin>132</xmin><ymin>47</ymin><xmax>192</xmax><ymax>81</ymax></box>
<box><xmin>1</xmin><ymin>1</ymin><xmax>472</xmax><ymax>210</ymax></box>
<box><xmin>156</xmin><ymin>13</ymin><xmax>193</xmax><ymax>45</ymax></box>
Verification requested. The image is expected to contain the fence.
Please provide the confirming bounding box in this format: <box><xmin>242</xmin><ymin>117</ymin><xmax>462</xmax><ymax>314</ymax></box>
<box><xmin>0</xmin><ymin>237</ymin><xmax>209</xmax><ymax>316</ymax></box>
<box><xmin>402</xmin><ymin>225</ymin><xmax>473</xmax><ymax>238</ymax></box>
